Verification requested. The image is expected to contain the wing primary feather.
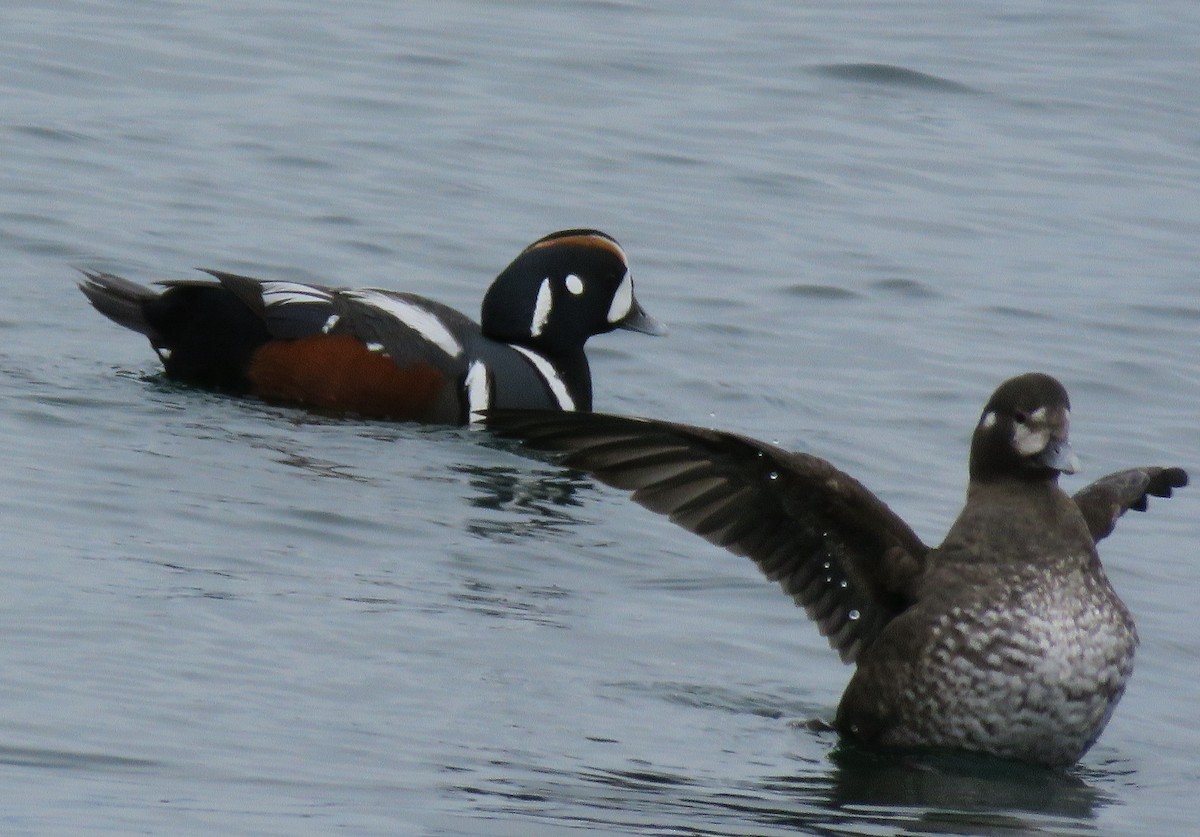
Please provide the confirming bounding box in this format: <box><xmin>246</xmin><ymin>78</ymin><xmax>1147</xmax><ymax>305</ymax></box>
<box><xmin>484</xmin><ymin>408</ymin><xmax>932</xmax><ymax>662</ymax></box>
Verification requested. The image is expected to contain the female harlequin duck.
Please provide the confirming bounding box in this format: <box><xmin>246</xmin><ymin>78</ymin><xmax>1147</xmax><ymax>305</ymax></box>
<box><xmin>80</xmin><ymin>229</ymin><xmax>665</xmax><ymax>424</ymax></box>
<box><xmin>488</xmin><ymin>373</ymin><xmax>1187</xmax><ymax>766</ymax></box>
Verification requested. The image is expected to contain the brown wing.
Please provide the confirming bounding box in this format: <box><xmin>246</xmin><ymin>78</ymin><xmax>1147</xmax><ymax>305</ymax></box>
<box><xmin>487</xmin><ymin>410</ymin><xmax>930</xmax><ymax>663</ymax></box>
<box><xmin>1071</xmin><ymin>466</ymin><xmax>1188</xmax><ymax>543</ymax></box>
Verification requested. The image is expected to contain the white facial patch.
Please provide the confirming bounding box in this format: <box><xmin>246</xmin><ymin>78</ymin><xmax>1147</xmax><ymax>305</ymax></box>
<box><xmin>511</xmin><ymin>345</ymin><xmax>575</xmax><ymax>411</ymax></box>
<box><xmin>465</xmin><ymin>360</ymin><xmax>491</xmax><ymax>423</ymax></box>
<box><xmin>980</xmin><ymin>411</ymin><xmax>997</xmax><ymax>430</ymax></box>
<box><xmin>530</xmin><ymin>278</ymin><xmax>552</xmax><ymax>337</ymax></box>
<box><xmin>1013</xmin><ymin>422</ymin><xmax>1051</xmax><ymax>457</ymax></box>
<box><xmin>344</xmin><ymin>290</ymin><xmax>463</xmax><ymax>358</ymax></box>
<box><xmin>606</xmin><ymin>273</ymin><xmax>633</xmax><ymax>324</ymax></box>
<box><xmin>565</xmin><ymin>274</ymin><xmax>584</xmax><ymax>295</ymax></box>
<box><xmin>261</xmin><ymin>281</ymin><xmax>333</xmax><ymax>307</ymax></box>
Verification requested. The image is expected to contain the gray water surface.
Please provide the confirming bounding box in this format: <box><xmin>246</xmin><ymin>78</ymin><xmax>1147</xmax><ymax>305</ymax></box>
<box><xmin>2</xmin><ymin>2</ymin><xmax>1199</xmax><ymax>834</ymax></box>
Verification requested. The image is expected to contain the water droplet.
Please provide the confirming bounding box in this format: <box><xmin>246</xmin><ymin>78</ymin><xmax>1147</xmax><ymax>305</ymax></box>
<box><xmin>825</xmin><ymin>576</ymin><xmax>833</xmax><ymax>584</ymax></box>
<box><xmin>839</xmin><ymin>580</ymin><xmax>848</xmax><ymax>588</ymax></box>
<box><xmin>768</xmin><ymin>471</ymin><xmax>779</xmax><ymax>480</ymax></box>
<box><xmin>848</xmin><ymin>609</ymin><xmax>861</xmax><ymax>621</ymax></box>
<box><xmin>822</xmin><ymin>561</ymin><xmax>831</xmax><ymax>570</ymax></box>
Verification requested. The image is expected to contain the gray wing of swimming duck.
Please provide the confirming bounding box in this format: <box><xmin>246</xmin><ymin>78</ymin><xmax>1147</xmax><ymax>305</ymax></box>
<box><xmin>487</xmin><ymin>409</ymin><xmax>930</xmax><ymax>663</ymax></box>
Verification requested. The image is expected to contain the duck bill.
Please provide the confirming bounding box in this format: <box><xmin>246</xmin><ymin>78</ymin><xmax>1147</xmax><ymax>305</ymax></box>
<box><xmin>1038</xmin><ymin>439</ymin><xmax>1081</xmax><ymax>474</ymax></box>
<box><xmin>616</xmin><ymin>297</ymin><xmax>668</xmax><ymax>336</ymax></box>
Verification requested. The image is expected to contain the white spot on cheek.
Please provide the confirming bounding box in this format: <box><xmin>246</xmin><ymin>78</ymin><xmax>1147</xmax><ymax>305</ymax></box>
<box><xmin>981</xmin><ymin>411</ymin><xmax>997</xmax><ymax>429</ymax></box>
<box><xmin>465</xmin><ymin>360</ymin><xmax>490</xmax><ymax>423</ymax></box>
<box><xmin>530</xmin><ymin>278</ymin><xmax>552</xmax><ymax>337</ymax></box>
<box><xmin>606</xmin><ymin>273</ymin><xmax>633</xmax><ymax>324</ymax></box>
<box><xmin>565</xmin><ymin>274</ymin><xmax>584</xmax><ymax>295</ymax></box>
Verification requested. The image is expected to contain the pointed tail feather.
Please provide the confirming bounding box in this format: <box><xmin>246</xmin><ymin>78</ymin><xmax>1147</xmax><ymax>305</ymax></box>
<box><xmin>78</xmin><ymin>270</ymin><xmax>164</xmax><ymax>345</ymax></box>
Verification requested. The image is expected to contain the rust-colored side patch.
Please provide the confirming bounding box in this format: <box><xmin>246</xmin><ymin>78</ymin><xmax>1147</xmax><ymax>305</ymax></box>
<box><xmin>249</xmin><ymin>335</ymin><xmax>447</xmax><ymax>420</ymax></box>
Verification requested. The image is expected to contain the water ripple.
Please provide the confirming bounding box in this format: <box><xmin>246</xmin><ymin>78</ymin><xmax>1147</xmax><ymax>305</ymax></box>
<box><xmin>0</xmin><ymin>745</ymin><xmax>157</xmax><ymax>772</ymax></box>
<box><xmin>812</xmin><ymin>63</ymin><xmax>980</xmax><ymax>94</ymax></box>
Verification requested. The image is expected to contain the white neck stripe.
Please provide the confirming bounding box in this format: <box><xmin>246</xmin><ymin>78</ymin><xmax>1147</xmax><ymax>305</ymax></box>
<box><xmin>510</xmin><ymin>345</ymin><xmax>575</xmax><ymax>411</ymax></box>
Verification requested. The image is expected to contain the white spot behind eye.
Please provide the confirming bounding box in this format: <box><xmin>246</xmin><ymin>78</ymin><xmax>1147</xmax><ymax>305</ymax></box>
<box><xmin>1029</xmin><ymin>406</ymin><xmax>1047</xmax><ymax>422</ymax></box>
<box><xmin>981</xmin><ymin>411</ymin><xmax>997</xmax><ymax>429</ymax></box>
<box><xmin>606</xmin><ymin>273</ymin><xmax>633</xmax><ymax>324</ymax></box>
<box><xmin>565</xmin><ymin>274</ymin><xmax>584</xmax><ymax>295</ymax></box>
<box><xmin>530</xmin><ymin>278</ymin><xmax>552</xmax><ymax>337</ymax></box>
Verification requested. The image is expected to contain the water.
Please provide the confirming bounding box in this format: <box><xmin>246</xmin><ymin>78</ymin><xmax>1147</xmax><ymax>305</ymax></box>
<box><xmin>2</xmin><ymin>1</ymin><xmax>1199</xmax><ymax>834</ymax></box>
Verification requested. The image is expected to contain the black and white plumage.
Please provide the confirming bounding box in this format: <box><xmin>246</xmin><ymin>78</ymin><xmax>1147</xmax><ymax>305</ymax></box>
<box><xmin>487</xmin><ymin>372</ymin><xmax>1187</xmax><ymax>765</ymax></box>
<box><xmin>80</xmin><ymin>229</ymin><xmax>665</xmax><ymax>424</ymax></box>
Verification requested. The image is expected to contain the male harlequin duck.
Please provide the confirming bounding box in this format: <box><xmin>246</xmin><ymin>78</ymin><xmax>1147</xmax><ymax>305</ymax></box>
<box><xmin>487</xmin><ymin>373</ymin><xmax>1187</xmax><ymax>766</ymax></box>
<box><xmin>80</xmin><ymin>229</ymin><xmax>665</xmax><ymax>424</ymax></box>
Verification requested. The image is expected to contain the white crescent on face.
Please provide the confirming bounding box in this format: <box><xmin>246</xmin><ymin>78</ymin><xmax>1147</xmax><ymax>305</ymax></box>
<box><xmin>1012</xmin><ymin>407</ymin><xmax>1058</xmax><ymax>457</ymax></box>
<box><xmin>607</xmin><ymin>273</ymin><xmax>633</xmax><ymax>324</ymax></box>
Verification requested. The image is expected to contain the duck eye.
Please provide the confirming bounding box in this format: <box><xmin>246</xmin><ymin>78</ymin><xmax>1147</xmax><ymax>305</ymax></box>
<box><xmin>1013</xmin><ymin>410</ymin><xmax>1028</xmax><ymax>424</ymax></box>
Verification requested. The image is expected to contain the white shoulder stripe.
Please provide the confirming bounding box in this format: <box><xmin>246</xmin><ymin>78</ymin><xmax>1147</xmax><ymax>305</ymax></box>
<box><xmin>465</xmin><ymin>360</ymin><xmax>491</xmax><ymax>423</ymax></box>
<box><xmin>261</xmin><ymin>281</ymin><xmax>334</xmax><ymax>307</ymax></box>
<box><xmin>511</xmin><ymin>346</ymin><xmax>575</xmax><ymax>411</ymax></box>
<box><xmin>344</xmin><ymin>290</ymin><xmax>463</xmax><ymax>358</ymax></box>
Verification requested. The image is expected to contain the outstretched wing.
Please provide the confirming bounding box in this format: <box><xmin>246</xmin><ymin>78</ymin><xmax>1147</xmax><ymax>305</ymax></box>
<box><xmin>487</xmin><ymin>410</ymin><xmax>930</xmax><ymax>663</ymax></box>
<box><xmin>1072</xmin><ymin>466</ymin><xmax>1188</xmax><ymax>543</ymax></box>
